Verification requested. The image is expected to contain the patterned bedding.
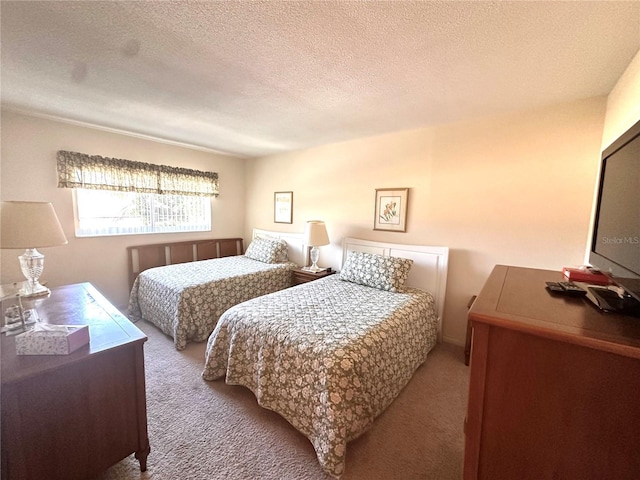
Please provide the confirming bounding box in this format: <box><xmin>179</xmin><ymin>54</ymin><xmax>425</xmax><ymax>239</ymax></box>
<box><xmin>128</xmin><ymin>256</ymin><xmax>296</xmax><ymax>350</ymax></box>
<box><xmin>202</xmin><ymin>274</ymin><xmax>438</xmax><ymax>477</ymax></box>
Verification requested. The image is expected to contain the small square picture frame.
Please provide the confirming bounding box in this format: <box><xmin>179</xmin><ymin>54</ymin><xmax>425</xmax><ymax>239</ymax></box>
<box><xmin>274</xmin><ymin>191</ymin><xmax>293</xmax><ymax>224</ymax></box>
<box><xmin>374</xmin><ymin>188</ymin><xmax>408</xmax><ymax>232</ymax></box>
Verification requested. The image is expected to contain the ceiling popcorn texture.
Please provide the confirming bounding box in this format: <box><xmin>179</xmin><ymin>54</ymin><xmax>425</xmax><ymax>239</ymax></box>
<box><xmin>2</xmin><ymin>1</ymin><xmax>639</xmax><ymax>158</ymax></box>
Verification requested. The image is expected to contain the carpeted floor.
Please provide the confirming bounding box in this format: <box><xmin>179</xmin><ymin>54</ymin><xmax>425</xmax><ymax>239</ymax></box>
<box><xmin>96</xmin><ymin>320</ymin><xmax>470</xmax><ymax>480</ymax></box>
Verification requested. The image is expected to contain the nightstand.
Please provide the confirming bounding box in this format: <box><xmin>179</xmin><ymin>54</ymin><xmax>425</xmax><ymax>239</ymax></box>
<box><xmin>291</xmin><ymin>268</ymin><xmax>335</xmax><ymax>286</ymax></box>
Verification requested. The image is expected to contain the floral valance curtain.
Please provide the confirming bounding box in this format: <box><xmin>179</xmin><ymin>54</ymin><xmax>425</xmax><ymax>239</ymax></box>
<box><xmin>56</xmin><ymin>150</ymin><xmax>219</xmax><ymax>197</ymax></box>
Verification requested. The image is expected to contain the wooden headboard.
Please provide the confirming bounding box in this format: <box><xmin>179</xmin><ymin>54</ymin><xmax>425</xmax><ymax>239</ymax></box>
<box><xmin>127</xmin><ymin>238</ymin><xmax>243</xmax><ymax>290</ymax></box>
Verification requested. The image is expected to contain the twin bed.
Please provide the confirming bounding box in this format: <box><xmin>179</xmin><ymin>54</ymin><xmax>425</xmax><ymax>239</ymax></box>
<box><xmin>128</xmin><ymin>232</ymin><xmax>449</xmax><ymax>477</ymax></box>
<box><xmin>128</xmin><ymin>230</ymin><xmax>307</xmax><ymax>350</ymax></box>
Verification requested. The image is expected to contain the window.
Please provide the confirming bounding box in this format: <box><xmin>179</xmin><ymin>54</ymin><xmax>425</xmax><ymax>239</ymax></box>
<box><xmin>57</xmin><ymin>150</ymin><xmax>218</xmax><ymax>237</ymax></box>
<box><xmin>75</xmin><ymin>189</ymin><xmax>211</xmax><ymax>237</ymax></box>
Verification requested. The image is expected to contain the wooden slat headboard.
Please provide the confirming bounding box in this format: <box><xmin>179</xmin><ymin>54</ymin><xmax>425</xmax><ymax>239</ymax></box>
<box><xmin>127</xmin><ymin>238</ymin><xmax>244</xmax><ymax>290</ymax></box>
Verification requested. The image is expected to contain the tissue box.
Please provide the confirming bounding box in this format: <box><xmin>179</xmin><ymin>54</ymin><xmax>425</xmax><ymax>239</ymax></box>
<box><xmin>15</xmin><ymin>324</ymin><xmax>90</xmax><ymax>355</ymax></box>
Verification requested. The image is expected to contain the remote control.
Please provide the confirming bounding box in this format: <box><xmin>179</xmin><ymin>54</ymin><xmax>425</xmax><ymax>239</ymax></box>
<box><xmin>545</xmin><ymin>281</ymin><xmax>587</xmax><ymax>297</ymax></box>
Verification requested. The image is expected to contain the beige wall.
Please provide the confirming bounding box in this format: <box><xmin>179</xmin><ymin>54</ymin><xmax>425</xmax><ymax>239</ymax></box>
<box><xmin>0</xmin><ymin>110</ymin><xmax>245</xmax><ymax>309</ymax></box>
<box><xmin>602</xmin><ymin>49</ymin><xmax>640</xmax><ymax>150</ymax></box>
<box><xmin>245</xmin><ymin>97</ymin><xmax>607</xmax><ymax>345</ymax></box>
<box><xmin>6</xmin><ymin>60</ymin><xmax>636</xmax><ymax>345</ymax></box>
<box><xmin>584</xmin><ymin>49</ymin><xmax>640</xmax><ymax>264</ymax></box>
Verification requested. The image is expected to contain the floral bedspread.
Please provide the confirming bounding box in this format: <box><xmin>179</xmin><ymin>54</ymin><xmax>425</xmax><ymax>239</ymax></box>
<box><xmin>128</xmin><ymin>256</ymin><xmax>296</xmax><ymax>350</ymax></box>
<box><xmin>202</xmin><ymin>275</ymin><xmax>437</xmax><ymax>477</ymax></box>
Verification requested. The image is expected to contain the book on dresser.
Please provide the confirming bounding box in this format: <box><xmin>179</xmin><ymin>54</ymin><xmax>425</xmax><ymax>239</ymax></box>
<box><xmin>561</xmin><ymin>266</ymin><xmax>611</xmax><ymax>285</ymax></box>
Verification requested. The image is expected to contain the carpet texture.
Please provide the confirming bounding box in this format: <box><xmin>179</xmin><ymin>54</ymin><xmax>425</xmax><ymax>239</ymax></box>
<box><xmin>95</xmin><ymin>320</ymin><xmax>469</xmax><ymax>479</ymax></box>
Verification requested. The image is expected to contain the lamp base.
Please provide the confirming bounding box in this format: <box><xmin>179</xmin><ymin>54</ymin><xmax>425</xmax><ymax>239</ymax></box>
<box><xmin>18</xmin><ymin>248</ymin><xmax>50</xmax><ymax>297</ymax></box>
<box><xmin>303</xmin><ymin>245</ymin><xmax>326</xmax><ymax>273</ymax></box>
<box><xmin>18</xmin><ymin>283</ymin><xmax>50</xmax><ymax>298</ymax></box>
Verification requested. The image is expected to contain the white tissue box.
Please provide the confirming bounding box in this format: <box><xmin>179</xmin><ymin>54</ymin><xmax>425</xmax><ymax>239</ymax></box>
<box><xmin>15</xmin><ymin>324</ymin><xmax>90</xmax><ymax>355</ymax></box>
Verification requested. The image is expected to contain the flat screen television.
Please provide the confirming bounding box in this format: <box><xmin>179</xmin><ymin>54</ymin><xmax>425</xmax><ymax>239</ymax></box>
<box><xmin>588</xmin><ymin>118</ymin><xmax>640</xmax><ymax>311</ymax></box>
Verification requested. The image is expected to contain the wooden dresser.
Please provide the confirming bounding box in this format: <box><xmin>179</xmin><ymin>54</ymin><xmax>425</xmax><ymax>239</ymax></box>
<box><xmin>465</xmin><ymin>265</ymin><xmax>640</xmax><ymax>479</ymax></box>
<box><xmin>1</xmin><ymin>283</ymin><xmax>150</xmax><ymax>480</ymax></box>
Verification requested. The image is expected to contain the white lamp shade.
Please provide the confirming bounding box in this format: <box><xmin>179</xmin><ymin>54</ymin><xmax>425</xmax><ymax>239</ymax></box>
<box><xmin>1</xmin><ymin>201</ymin><xmax>68</xmax><ymax>249</ymax></box>
<box><xmin>304</xmin><ymin>220</ymin><xmax>329</xmax><ymax>247</ymax></box>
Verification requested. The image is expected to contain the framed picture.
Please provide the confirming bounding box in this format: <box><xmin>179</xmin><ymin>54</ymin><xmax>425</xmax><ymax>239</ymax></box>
<box><xmin>374</xmin><ymin>188</ymin><xmax>409</xmax><ymax>232</ymax></box>
<box><xmin>274</xmin><ymin>191</ymin><xmax>293</xmax><ymax>224</ymax></box>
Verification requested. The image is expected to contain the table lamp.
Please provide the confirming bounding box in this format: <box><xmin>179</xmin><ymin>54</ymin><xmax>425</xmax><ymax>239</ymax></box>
<box><xmin>0</xmin><ymin>201</ymin><xmax>68</xmax><ymax>296</ymax></box>
<box><xmin>303</xmin><ymin>220</ymin><xmax>329</xmax><ymax>272</ymax></box>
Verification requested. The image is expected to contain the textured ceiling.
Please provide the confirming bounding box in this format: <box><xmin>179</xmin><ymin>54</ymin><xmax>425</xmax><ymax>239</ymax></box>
<box><xmin>2</xmin><ymin>1</ymin><xmax>639</xmax><ymax>158</ymax></box>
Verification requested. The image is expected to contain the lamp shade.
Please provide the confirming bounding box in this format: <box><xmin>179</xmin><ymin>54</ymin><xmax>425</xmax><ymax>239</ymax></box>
<box><xmin>1</xmin><ymin>201</ymin><xmax>68</xmax><ymax>249</ymax></box>
<box><xmin>304</xmin><ymin>220</ymin><xmax>329</xmax><ymax>247</ymax></box>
